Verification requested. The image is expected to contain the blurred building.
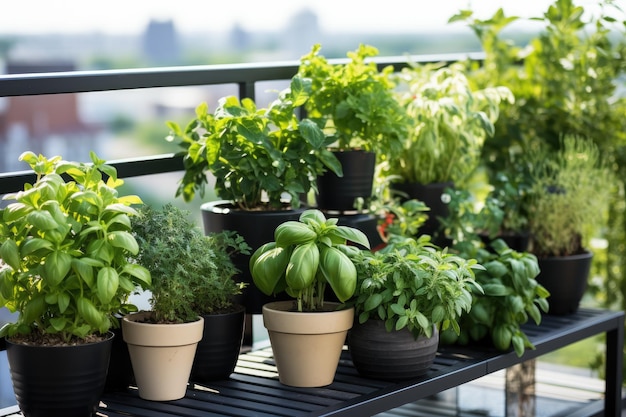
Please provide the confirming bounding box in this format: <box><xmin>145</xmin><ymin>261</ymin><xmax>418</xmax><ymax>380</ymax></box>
<box><xmin>0</xmin><ymin>61</ymin><xmax>99</xmax><ymax>172</ymax></box>
<box><xmin>143</xmin><ymin>19</ymin><xmax>181</xmax><ymax>64</ymax></box>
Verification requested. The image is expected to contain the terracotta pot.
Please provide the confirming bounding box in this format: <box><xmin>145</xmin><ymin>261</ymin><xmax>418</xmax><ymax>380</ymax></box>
<box><xmin>348</xmin><ymin>320</ymin><xmax>438</xmax><ymax>381</ymax></box>
<box><xmin>6</xmin><ymin>332</ymin><xmax>113</xmax><ymax>417</ymax></box>
<box><xmin>122</xmin><ymin>312</ymin><xmax>204</xmax><ymax>401</ymax></box>
<box><xmin>262</xmin><ymin>301</ymin><xmax>354</xmax><ymax>387</ymax></box>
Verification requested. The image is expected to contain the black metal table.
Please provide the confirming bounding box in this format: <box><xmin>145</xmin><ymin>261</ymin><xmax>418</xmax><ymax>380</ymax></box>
<box><xmin>92</xmin><ymin>308</ymin><xmax>624</xmax><ymax>417</ymax></box>
<box><xmin>1</xmin><ymin>308</ymin><xmax>623</xmax><ymax>417</ymax></box>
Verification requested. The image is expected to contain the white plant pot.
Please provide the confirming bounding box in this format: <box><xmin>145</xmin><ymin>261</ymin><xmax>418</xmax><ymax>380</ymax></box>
<box><xmin>122</xmin><ymin>311</ymin><xmax>204</xmax><ymax>401</ymax></box>
<box><xmin>262</xmin><ymin>301</ymin><xmax>354</xmax><ymax>387</ymax></box>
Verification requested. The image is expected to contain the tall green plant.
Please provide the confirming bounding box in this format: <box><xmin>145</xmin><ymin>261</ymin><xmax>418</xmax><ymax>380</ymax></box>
<box><xmin>526</xmin><ymin>136</ymin><xmax>612</xmax><ymax>258</ymax></box>
<box><xmin>297</xmin><ymin>44</ymin><xmax>409</xmax><ymax>158</ymax></box>
<box><xmin>451</xmin><ymin>0</ymin><xmax>626</xmax><ymax>342</ymax></box>
<box><xmin>386</xmin><ymin>62</ymin><xmax>513</xmax><ymax>185</ymax></box>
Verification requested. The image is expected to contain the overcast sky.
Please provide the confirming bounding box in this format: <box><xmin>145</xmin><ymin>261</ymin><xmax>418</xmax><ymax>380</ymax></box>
<box><xmin>0</xmin><ymin>0</ymin><xmax>583</xmax><ymax>35</ymax></box>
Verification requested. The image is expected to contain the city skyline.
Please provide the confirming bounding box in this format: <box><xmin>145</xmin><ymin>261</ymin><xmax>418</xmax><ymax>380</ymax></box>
<box><xmin>1</xmin><ymin>0</ymin><xmax>568</xmax><ymax>36</ymax></box>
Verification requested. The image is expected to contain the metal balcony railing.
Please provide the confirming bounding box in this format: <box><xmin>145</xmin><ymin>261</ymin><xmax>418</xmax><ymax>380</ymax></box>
<box><xmin>0</xmin><ymin>52</ymin><xmax>483</xmax><ymax>194</ymax></box>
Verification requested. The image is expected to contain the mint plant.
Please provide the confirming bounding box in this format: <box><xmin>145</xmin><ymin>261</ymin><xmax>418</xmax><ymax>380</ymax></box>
<box><xmin>167</xmin><ymin>75</ymin><xmax>342</xmax><ymax>209</ymax></box>
<box><xmin>297</xmin><ymin>44</ymin><xmax>409</xmax><ymax>158</ymax></box>
<box><xmin>444</xmin><ymin>239</ymin><xmax>550</xmax><ymax>357</ymax></box>
<box><xmin>0</xmin><ymin>152</ymin><xmax>151</xmax><ymax>343</ymax></box>
<box><xmin>348</xmin><ymin>236</ymin><xmax>483</xmax><ymax>339</ymax></box>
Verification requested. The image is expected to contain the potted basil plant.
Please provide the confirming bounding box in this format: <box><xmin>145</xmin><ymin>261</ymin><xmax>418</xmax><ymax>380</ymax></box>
<box><xmin>249</xmin><ymin>209</ymin><xmax>370</xmax><ymax>387</ymax></box>
<box><xmin>0</xmin><ymin>151</ymin><xmax>151</xmax><ymax>416</ymax></box>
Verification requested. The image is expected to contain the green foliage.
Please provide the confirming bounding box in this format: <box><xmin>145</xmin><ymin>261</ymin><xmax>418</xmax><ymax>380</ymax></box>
<box><xmin>347</xmin><ymin>236</ymin><xmax>483</xmax><ymax>339</ymax></box>
<box><xmin>475</xmin><ymin>172</ymin><xmax>531</xmax><ymax>238</ymax></box>
<box><xmin>526</xmin><ymin>136</ymin><xmax>612</xmax><ymax>257</ymax></box>
<box><xmin>167</xmin><ymin>75</ymin><xmax>342</xmax><ymax>209</ymax></box>
<box><xmin>0</xmin><ymin>152</ymin><xmax>151</xmax><ymax>342</ymax></box>
<box><xmin>250</xmin><ymin>209</ymin><xmax>370</xmax><ymax>312</ymax></box>
<box><xmin>385</xmin><ymin>62</ymin><xmax>513</xmax><ymax>185</ymax></box>
<box><xmin>131</xmin><ymin>204</ymin><xmax>250</xmax><ymax>323</ymax></box>
<box><xmin>444</xmin><ymin>239</ymin><xmax>550</xmax><ymax>357</ymax></box>
<box><xmin>451</xmin><ymin>0</ymin><xmax>626</xmax><ymax>173</ymax></box>
<box><xmin>440</xmin><ymin>172</ymin><xmax>530</xmax><ymax>244</ymax></box>
<box><xmin>297</xmin><ymin>44</ymin><xmax>409</xmax><ymax>158</ymax></box>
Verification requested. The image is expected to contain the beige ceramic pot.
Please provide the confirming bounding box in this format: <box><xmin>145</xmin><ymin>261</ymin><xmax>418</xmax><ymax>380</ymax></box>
<box><xmin>262</xmin><ymin>301</ymin><xmax>354</xmax><ymax>387</ymax></box>
<box><xmin>122</xmin><ymin>311</ymin><xmax>204</xmax><ymax>401</ymax></box>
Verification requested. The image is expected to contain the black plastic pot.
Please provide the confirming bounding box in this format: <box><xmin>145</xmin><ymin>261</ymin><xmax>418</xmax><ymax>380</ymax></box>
<box><xmin>6</xmin><ymin>332</ymin><xmax>114</xmax><ymax>417</ymax></box>
<box><xmin>192</xmin><ymin>305</ymin><xmax>246</xmax><ymax>382</ymax></box>
<box><xmin>201</xmin><ymin>200</ymin><xmax>305</xmax><ymax>314</ymax></box>
<box><xmin>536</xmin><ymin>251</ymin><xmax>592</xmax><ymax>315</ymax></box>
<box><xmin>348</xmin><ymin>320</ymin><xmax>438</xmax><ymax>381</ymax></box>
<box><xmin>103</xmin><ymin>326</ymin><xmax>133</xmax><ymax>392</ymax></box>
<box><xmin>316</xmin><ymin>150</ymin><xmax>376</xmax><ymax>213</ymax></box>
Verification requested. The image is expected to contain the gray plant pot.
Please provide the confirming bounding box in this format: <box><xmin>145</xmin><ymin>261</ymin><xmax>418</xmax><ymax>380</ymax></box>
<box><xmin>348</xmin><ymin>320</ymin><xmax>438</xmax><ymax>381</ymax></box>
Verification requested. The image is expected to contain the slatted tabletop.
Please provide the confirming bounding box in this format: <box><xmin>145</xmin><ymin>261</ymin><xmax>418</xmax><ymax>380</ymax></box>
<box><xmin>1</xmin><ymin>308</ymin><xmax>623</xmax><ymax>417</ymax></box>
<box><xmin>91</xmin><ymin>308</ymin><xmax>624</xmax><ymax>417</ymax></box>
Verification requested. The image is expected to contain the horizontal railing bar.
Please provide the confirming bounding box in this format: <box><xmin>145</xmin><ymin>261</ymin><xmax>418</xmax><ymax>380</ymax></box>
<box><xmin>0</xmin><ymin>52</ymin><xmax>483</xmax><ymax>97</ymax></box>
<box><xmin>0</xmin><ymin>154</ymin><xmax>184</xmax><ymax>194</ymax></box>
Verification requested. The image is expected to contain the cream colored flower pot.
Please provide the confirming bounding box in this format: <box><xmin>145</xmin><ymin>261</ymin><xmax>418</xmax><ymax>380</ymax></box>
<box><xmin>122</xmin><ymin>311</ymin><xmax>204</xmax><ymax>401</ymax></box>
<box><xmin>262</xmin><ymin>301</ymin><xmax>354</xmax><ymax>387</ymax></box>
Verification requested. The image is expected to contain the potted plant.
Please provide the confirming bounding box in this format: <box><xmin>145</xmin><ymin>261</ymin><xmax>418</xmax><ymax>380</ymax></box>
<box><xmin>297</xmin><ymin>43</ymin><xmax>410</xmax><ymax>211</ymax></box>
<box><xmin>0</xmin><ymin>151</ymin><xmax>151</xmax><ymax>416</ymax></box>
<box><xmin>524</xmin><ymin>136</ymin><xmax>612</xmax><ymax>314</ymax></box>
<box><xmin>249</xmin><ymin>208</ymin><xmax>370</xmax><ymax>387</ymax></box>
<box><xmin>441</xmin><ymin>239</ymin><xmax>550</xmax><ymax>357</ymax></box>
<box><xmin>167</xmin><ymin>75</ymin><xmax>341</xmax><ymax>313</ymax></box>
<box><xmin>123</xmin><ymin>204</ymin><xmax>249</xmax><ymax>400</ymax></box>
<box><xmin>383</xmin><ymin>62</ymin><xmax>513</xmax><ymax>242</ymax></box>
<box><xmin>345</xmin><ymin>235</ymin><xmax>482</xmax><ymax>380</ymax></box>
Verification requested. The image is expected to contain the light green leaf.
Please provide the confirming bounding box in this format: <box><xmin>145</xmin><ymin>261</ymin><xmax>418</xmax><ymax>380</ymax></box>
<box><xmin>97</xmin><ymin>267</ymin><xmax>119</xmax><ymax>304</ymax></box>
<box><xmin>27</xmin><ymin>210</ymin><xmax>59</xmax><ymax>231</ymax></box>
<box><xmin>332</xmin><ymin>226</ymin><xmax>370</xmax><ymax>249</ymax></box>
<box><xmin>1</xmin><ymin>240</ymin><xmax>20</xmax><ymax>271</ymax></box>
<box><xmin>107</xmin><ymin>231</ymin><xmax>139</xmax><ymax>254</ymax></box>
<box><xmin>72</xmin><ymin>258</ymin><xmax>95</xmax><ymax>288</ymax></box>
<box><xmin>21</xmin><ymin>238</ymin><xmax>54</xmax><ymax>256</ymax></box>
<box><xmin>122</xmin><ymin>263</ymin><xmax>151</xmax><ymax>288</ymax></box>
<box><xmin>44</xmin><ymin>251</ymin><xmax>72</xmax><ymax>287</ymax></box>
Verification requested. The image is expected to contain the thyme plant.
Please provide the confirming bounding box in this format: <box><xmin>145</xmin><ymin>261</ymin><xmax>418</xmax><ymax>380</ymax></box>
<box><xmin>132</xmin><ymin>204</ymin><xmax>250</xmax><ymax>323</ymax></box>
